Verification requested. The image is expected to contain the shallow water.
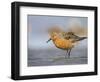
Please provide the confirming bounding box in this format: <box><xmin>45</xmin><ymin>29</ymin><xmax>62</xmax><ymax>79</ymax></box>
<box><xmin>28</xmin><ymin>47</ymin><xmax>88</xmax><ymax>66</ymax></box>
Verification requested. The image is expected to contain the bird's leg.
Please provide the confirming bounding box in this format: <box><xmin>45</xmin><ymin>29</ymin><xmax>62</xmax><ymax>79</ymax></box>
<box><xmin>68</xmin><ymin>48</ymin><xmax>72</xmax><ymax>58</ymax></box>
<box><xmin>65</xmin><ymin>50</ymin><xmax>68</xmax><ymax>59</ymax></box>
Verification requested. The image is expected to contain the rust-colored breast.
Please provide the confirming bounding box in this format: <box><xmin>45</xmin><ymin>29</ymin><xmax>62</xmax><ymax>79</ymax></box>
<box><xmin>53</xmin><ymin>38</ymin><xmax>74</xmax><ymax>50</ymax></box>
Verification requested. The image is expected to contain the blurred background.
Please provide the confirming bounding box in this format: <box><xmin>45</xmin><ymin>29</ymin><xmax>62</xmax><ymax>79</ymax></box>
<box><xmin>27</xmin><ymin>15</ymin><xmax>88</xmax><ymax>66</ymax></box>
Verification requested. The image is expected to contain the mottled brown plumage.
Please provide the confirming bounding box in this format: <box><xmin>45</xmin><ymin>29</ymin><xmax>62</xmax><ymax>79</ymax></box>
<box><xmin>47</xmin><ymin>27</ymin><xmax>87</xmax><ymax>58</ymax></box>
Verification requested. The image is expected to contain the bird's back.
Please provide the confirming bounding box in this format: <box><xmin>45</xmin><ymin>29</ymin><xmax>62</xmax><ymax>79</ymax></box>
<box><xmin>62</xmin><ymin>32</ymin><xmax>87</xmax><ymax>42</ymax></box>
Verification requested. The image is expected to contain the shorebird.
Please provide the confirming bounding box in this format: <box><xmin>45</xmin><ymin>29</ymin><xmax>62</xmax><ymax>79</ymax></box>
<box><xmin>46</xmin><ymin>26</ymin><xmax>87</xmax><ymax>58</ymax></box>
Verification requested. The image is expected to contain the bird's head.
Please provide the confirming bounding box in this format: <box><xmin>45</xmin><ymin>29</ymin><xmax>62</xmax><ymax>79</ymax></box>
<box><xmin>47</xmin><ymin>26</ymin><xmax>61</xmax><ymax>43</ymax></box>
<box><xmin>51</xmin><ymin>32</ymin><xmax>59</xmax><ymax>40</ymax></box>
<box><xmin>47</xmin><ymin>32</ymin><xmax>59</xmax><ymax>43</ymax></box>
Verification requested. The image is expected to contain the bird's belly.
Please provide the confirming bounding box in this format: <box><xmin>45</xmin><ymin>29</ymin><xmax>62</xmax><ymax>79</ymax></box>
<box><xmin>54</xmin><ymin>39</ymin><xmax>73</xmax><ymax>50</ymax></box>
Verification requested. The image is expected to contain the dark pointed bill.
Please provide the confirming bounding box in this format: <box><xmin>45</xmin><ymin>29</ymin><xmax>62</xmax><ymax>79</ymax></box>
<box><xmin>46</xmin><ymin>38</ymin><xmax>51</xmax><ymax>43</ymax></box>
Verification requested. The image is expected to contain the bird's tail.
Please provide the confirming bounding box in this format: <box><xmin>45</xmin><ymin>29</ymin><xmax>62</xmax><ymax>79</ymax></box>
<box><xmin>72</xmin><ymin>37</ymin><xmax>87</xmax><ymax>43</ymax></box>
<box><xmin>76</xmin><ymin>37</ymin><xmax>87</xmax><ymax>41</ymax></box>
